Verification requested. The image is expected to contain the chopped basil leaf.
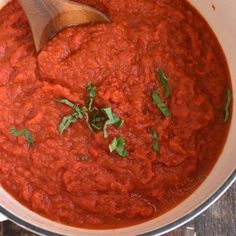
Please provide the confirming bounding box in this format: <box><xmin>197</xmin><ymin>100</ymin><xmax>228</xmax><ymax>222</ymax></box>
<box><xmin>86</xmin><ymin>82</ymin><xmax>96</xmax><ymax>111</ymax></box>
<box><xmin>87</xmin><ymin>82</ymin><xmax>96</xmax><ymax>97</ymax></box>
<box><xmin>115</xmin><ymin>139</ymin><xmax>128</xmax><ymax>157</ymax></box>
<box><xmin>109</xmin><ymin>138</ymin><xmax>118</xmax><ymax>152</ymax></box>
<box><xmin>91</xmin><ymin>123</ymin><xmax>102</xmax><ymax>130</ymax></box>
<box><xmin>56</xmin><ymin>98</ymin><xmax>84</xmax><ymax>118</ymax></box>
<box><xmin>103</xmin><ymin>107</ymin><xmax>124</xmax><ymax>138</ymax></box>
<box><xmin>92</xmin><ymin>116</ymin><xmax>104</xmax><ymax>123</ymax></box>
<box><xmin>113</xmin><ymin>117</ymin><xmax>124</xmax><ymax>129</ymax></box>
<box><xmin>224</xmin><ymin>89</ymin><xmax>232</xmax><ymax>122</ymax></box>
<box><xmin>151</xmin><ymin>128</ymin><xmax>159</xmax><ymax>152</ymax></box>
<box><xmin>103</xmin><ymin>126</ymin><xmax>109</xmax><ymax>138</ymax></box>
<box><xmin>109</xmin><ymin>136</ymin><xmax>128</xmax><ymax>157</ymax></box>
<box><xmin>59</xmin><ymin>112</ymin><xmax>81</xmax><ymax>134</ymax></box>
<box><xmin>56</xmin><ymin>84</ymin><xmax>124</xmax><ymax>138</ymax></box>
<box><xmin>9</xmin><ymin>128</ymin><xmax>33</xmax><ymax>144</ymax></box>
<box><xmin>103</xmin><ymin>107</ymin><xmax>116</xmax><ymax>122</ymax></box>
<box><xmin>156</xmin><ymin>68</ymin><xmax>170</xmax><ymax>98</ymax></box>
<box><xmin>152</xmin><ymin>91</ymin><xmax>171</xmax><ymax>117</ymax></box>
<box><xmin>90</xmin><ymin>111</ymin><xmax>105</xmax><ymax>131</ymax></box>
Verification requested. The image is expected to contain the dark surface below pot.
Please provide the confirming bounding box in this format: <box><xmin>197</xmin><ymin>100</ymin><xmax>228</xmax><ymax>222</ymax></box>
<box><xmin>0</xmin><ymin>182</ymin><xmax>235</xmax><ymax>236</ymax></box>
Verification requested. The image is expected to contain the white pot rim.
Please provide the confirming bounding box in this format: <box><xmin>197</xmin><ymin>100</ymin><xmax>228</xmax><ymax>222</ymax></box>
<box><xmin>1</xmin><ymin>171</ymin><xmax>235</xmax><ymax>236</ymax></box>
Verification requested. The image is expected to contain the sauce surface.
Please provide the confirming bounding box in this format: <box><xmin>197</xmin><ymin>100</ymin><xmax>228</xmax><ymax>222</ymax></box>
<box><xmin>0</xmin><ymin>0</ymin><xmax>232</xmax><ymax>229</ymax></box>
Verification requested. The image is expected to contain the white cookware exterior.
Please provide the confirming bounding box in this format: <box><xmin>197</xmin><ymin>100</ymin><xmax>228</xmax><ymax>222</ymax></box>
<box><xmin>0</xmin><ymin>213</ymin><xmax>7</xmax><ymax>222</ymax></box>
<box><xmin>0</xmin><ymin>1</ymin><xmax>235</xmax><ymax>235</ymax></box>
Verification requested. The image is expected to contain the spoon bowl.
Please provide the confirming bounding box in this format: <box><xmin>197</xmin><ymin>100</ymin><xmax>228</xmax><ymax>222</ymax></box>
<box><xmin>19</xmin><ymin>0</ymin><xmax>110</xmax><ymax>52</ymax></box>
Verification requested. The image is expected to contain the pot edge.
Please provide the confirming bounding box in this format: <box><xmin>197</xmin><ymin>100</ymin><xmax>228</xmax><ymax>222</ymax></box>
<box><xmin>0</xmin><ymin>170</ymin><xmax>235</xmax><ymax>236</ymax></box>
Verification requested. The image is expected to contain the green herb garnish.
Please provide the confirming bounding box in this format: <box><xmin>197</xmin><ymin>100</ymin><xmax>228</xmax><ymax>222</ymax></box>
<box><xmin>156</xmin><ymin>69</ymin><xmax>170</xmax><ymax>98</ymax></box>
<box><xmin>86</xmin><ymin>82</ymin><xmax>96</xmax><ymax>111</ymax></box>
<box><xmin>151</xmin><ymin>128</ymin><xmax>159</xmax><ymax>152</ymax></box>
<box><xmin>58</xmin><ymin>112</ymin><xmax>82</xmax><ymax>134</ymax></box>
<box><xmin>56</xmin><ymin>98</ymin><xmax>84</xmax><ymax>118</ymax></box>
<box><xmin>102</xmin><ymin>107</ymin><xmax>124</xmax><ymax>138</ymax></box>
<box><xmin>152</xmin><ymin>91</ymin><xmax>171</xmax><ymax>117</ymax></box>
<box><xmin>9</xmin><ymin>128</ymin><xmax>33</xmax><ymax>144</ymax></box>
<box><xmin>57</xmin><ymin>99</ymin><xmax>85</xmax><ymax>134</ymax></box>
<box><xmin>89</xmin><ymin>109</ymin><xmax>105</xmax><ymax>131</ymax></box>
<box><xmin>224</xmin><ymin>89</ymin><xmax>232</xmax><ymax>122</ymax></box>
<box><xmin>57</xmin><ymin>83</ymin><xmax>124</xmax><ymax>142</ymax></box>
<box><xmin>109</xmin><ymin>136</ymin><xmax>128</xmax><ymax>157</ymax></box>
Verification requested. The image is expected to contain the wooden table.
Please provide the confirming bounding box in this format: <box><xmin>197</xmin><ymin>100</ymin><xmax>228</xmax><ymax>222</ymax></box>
<box><xmin>0</xmin><ymin>182</ymin><xmax>235</xmax><ymax>236</ymax></box>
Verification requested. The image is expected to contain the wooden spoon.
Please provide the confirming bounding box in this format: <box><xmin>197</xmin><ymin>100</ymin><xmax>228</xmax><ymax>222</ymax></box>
<box><xmin>19</xmin><ymin>0</ymin><xmax>110</xmax><ymax>52</ymax></box>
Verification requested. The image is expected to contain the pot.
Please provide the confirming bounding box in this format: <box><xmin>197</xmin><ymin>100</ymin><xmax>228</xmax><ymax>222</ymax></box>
<box><xmin>0</xmin><ymin>0</ymin><xmax>235</xmax><ymax>235</ymax></box>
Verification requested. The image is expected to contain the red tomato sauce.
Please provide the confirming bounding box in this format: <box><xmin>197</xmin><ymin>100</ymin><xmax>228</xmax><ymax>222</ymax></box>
<box><xmin>0</xmin><ymin>0</ymin><xmax>232</xmax><ymax>229</ymax></box>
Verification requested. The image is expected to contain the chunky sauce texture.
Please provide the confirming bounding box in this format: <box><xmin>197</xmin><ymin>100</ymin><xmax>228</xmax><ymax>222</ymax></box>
<box><xmin>0</xmin><ymin>0</ymin><xmax>232</xmax><ymax>229</ymax></box>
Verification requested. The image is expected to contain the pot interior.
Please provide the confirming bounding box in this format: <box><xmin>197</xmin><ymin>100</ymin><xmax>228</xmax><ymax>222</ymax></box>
<box><xmin>0</xmin><ymin>0</ymin><xmax>235</xmax><ymax>235</ymax></box>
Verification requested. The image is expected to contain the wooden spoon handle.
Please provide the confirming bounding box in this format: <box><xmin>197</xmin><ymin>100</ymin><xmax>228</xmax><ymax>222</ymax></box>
<box><xmin>19</xmin><ymin>0</ymin><xmax>110</xmax><ymax>51</ymax></box>
<box><xmin>19</xmin><ymin>0</ymin><xmax>60</xmax><ymax>51</ymax></box>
